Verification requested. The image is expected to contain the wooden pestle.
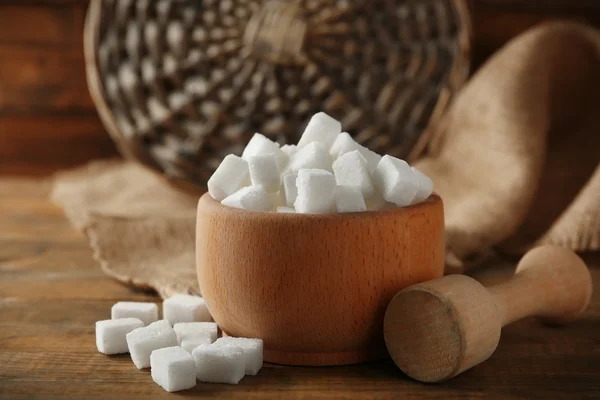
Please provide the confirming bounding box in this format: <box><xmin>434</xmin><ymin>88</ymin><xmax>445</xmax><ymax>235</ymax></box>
<box><xmin>383</xmin><ymin>245</ymin><xmax>593</xmax><ymax>383</ymax></box>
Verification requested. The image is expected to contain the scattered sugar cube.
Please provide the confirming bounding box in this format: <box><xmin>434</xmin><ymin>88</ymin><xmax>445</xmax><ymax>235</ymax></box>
<box><xmin>163</xmin><ymin>294</ymin><xmax>212</xmax><ymax>325</ymax></box>
<box><xmin>248</xmin><ymin>154</ymin><xmax>280</xmax><ymax>193</ymax></box>
<box><xmin>192</xmin><ymin>344</ymin><xmax>246</xmax><ymax>384</ymax></box>
<box><xmin>221</xmin><ymin>186</ymin><xmax>273</xmax><ymax>211</ymax></box>
<box><xmin>294</xmin><ymin>169</ymin><xmax>336</xmax><ymax>214</ymax></box>
<box><xmin>410</xmin><ymin>167</ymin><xmax>434</xmax><ymax>204</ymax></box>
<box><xmin>111</xmin><ymin>302</ymin><xmax>158</xmax><ymax>326</ymax></box>
<box><xmin>373</xmin><ymin>155</ymin><xmax>419</xmax><ymax>206</ymax></box>
<box><xmin>297</xmin><ymin>112</ymin><xmax>341</xmax><ymax>150</ymax></box>
<box><xmin>332</xmin><ymin>150</ymin><xmax>375</xmax><ymax>198</ymax></box>
<box><xmin>96</xmin><ymin>318</ymin><xmax>144</xmax><ymax>355</ymax></box>
<box><xmin>207</xmin><ymin>155</ymin><xmax>249</xmax><ymax>201</ymax></box>
<box><xmin>181</xmin><ymin>337</ymin><xmax>213</xmax><ymax>353</ymax></box>
<box><xmin>126</xmin><ymin>320</ymin><xmax>178</xmax><ymax>369</ymax></box>
<box><xmin>214</xmin><ymin>337</ymin><xmax>264</xmax><ymax>375</ymax></box>
<box><xmin>335</xmin><ymin>185</ymin><xmax>366</xmax><ymax>213</ymax></box>
<box><xmin>276</xmin><ymin>206</ymin><xmax>296</xmax><ymax>213</ymax></box>
<box><xmin>241</xmin><ymin>133</ymin><xmax>285</xmax><ymax>168</ymax></box>
<box><xmin>174</xmin><ymin>322</ymin><xmax>218</xmax><ymax>344</ymax></box>
<box><xmin>288</xmin><ymin>142</ymin><xmax>332</xmax><ymax>174</ymax></box>
<box><xmin>151</xmin><ymin>346</ymin><xmax>196</xmax><ymax>392</ymax></box>
<box><xmin>282</xmin><ymin>173</ymin><xmax>298</xmax><ymax>206</ymax></box>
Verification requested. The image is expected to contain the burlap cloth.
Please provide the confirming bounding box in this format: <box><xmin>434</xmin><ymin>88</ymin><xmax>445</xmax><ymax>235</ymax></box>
<box><xmin>52</xmin><ymin>22</ymin><xmax>600</xmax><ymax>297</ymax></box>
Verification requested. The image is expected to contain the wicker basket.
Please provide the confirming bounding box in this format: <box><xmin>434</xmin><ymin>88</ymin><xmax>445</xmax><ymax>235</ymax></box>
<box><xmin>84</xmin><ymin>0</ymin><xmax>471</xmax><ymax>190</ymax></box>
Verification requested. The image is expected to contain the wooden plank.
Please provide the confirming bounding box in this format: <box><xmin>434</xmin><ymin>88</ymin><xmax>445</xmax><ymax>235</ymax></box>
<box><xmin>0</xmin><ymin>178</ymin><xmax>599</xmax><ymax>398</ymax></box>
<box><xmin>0</xmin><ymin>5</ymin><xmax>82</xmax><ymax>47</ymax></box>
<box><xmin>0</xmin><ymin>44</ymin><xmax>94</xmax><ymax>112</ymax></box>
<box><xmin>0</xmin><ymin>115</ymin><xmax>117</xmax><ymax>176</ymax></box>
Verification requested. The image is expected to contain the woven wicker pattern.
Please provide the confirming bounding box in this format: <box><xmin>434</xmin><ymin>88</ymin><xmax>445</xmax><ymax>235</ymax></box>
<box><xmin>85</xmin><ymin>0</ymin><xmax>471</xmax><ymax>189</ymax></box>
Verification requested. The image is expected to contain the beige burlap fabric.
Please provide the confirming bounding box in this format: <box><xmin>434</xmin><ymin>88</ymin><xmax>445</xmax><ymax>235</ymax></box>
<box><xmin>52</xmin><ymin>22</ymin><xmax>600</xmax><ymax>297</ymax></box>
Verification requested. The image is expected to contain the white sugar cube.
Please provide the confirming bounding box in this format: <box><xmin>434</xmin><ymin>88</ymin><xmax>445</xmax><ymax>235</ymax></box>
<box><xmin>297</xmin><ymin>112</ymin><xmax>341</xmax><ymax>149</ymax></box>
<box><xmin>111</xmin><ymin>302</ymin><xmax>158</xmax><ymax>326</ymax></box>
<box><xmin>332</xmin><ymin>150</ymin><xmax>375</xmax><ymax>198</ymax></box>
<box><xmin>174</xmin><ymin>322</ymin><xmax>218</xmax><ymax>344</ymax></box>
<box><xmin>410</xmin><ymin>167</ymin><xmax>434</xmax><ymax>204</ymax></box>
<box><xmin>330</xmin><ymin>132</ymin><xmax>382</xmax><ymax>172</ymax></box>
<box><xmin>163</xmin><ymin>294</ymin><xmax>212</xmax><ymax>325</ymax></box>
<box><xmin>282</xmin><ymin>173</ymin><xmax>298</xmax><ymax>207</ymax></box>
<box><xmin>208</xmin><ymin>155</ymin><xmax>249</xmax><ymax>201</ymax></box>
<box><xmin>335</xmin><ymin>185</ymin><xmax>366</xmax><ymax>213</ymax></box>
<box><xmin>288</xmin><ymin>142</ymin><xmax>332</xmax><ymax>174</ymax></box>
<box><xmin>373</xmin><ymin>155</ymin><xmax>419</xmax><ymax>206</ymax></box>
<box><xmin>280</xmin><ymin>144</ymin><xmax>297</xmax><ymax>157</ymax></box>
<box><xmin>151</xmin><ymin>346</ymin><xmax>196</xmax><ymax>392</ymax></box>
<box><xmin>329</xmin><ymin>131</ymin><xmax>356</xmax><ymax>158</ymax></box>
<box><xmin>221</xmin><ymin>186</ymin><xmax>273</xmax><ymax>211</ymax></box>
<box><xmin>241</xmin><ymin>133</ymin><xmax>285</xmax><ymax>167</ymax></box>
<box><xmin>248</xmin><ymin>154</ymin><xmax>280</xmax><ymax>193</ymax></box>
<box><xmin>294</xmin><ymin>169</ymin><xmax>336</xmax><ymax>214</ymax></box>
<box><xmin>276</xmin><ymin>206</ymin><xmax>296</xmax><ymax>213</ymax></box>
<box><xmin>181</xmin><ymin>337</ymin><xmax>213</xmax><ymax>353</ymax></box>
<box><xmin>96</xmin><ymin>318</ymin><xmax>144</xmax><ymax>355</ymax></box>
<box><xmin>126</xmin><ymin>320</ymin><xmax>178</xmax><ymax>369</ymax></box>
<box><xmin>192</xmin><ymin>344</ymin><xmax>246</xmax><ymax>384</ymax></box>
<box><xmin>365</xmin><ymin>191</ymin><xmax>388</xmax><ymax>211</ymax></box>
<box><xmin>214</xmin><ymin>337</ymin><xmax>264</xmax><ymax>375</ymax></box>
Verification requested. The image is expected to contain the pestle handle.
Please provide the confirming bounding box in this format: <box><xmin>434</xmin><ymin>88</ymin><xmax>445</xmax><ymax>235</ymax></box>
<box><xmin>488</xmin><ymin>245</ymin><xmax>593</xmax><ymax>326</ymax></box>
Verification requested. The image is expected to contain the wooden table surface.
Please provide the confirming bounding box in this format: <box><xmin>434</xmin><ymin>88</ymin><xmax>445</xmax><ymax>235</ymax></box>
<box><xmin>1</xmin><ymin>177</ymin><xmax>599</xmax><ymax>399</ymax></box>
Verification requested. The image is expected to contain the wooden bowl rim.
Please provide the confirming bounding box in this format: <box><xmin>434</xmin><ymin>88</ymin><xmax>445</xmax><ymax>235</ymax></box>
<box><xmin>198</xmin><ymin>192</ymin><xmax>442</xmax><ymax>221</ymax></box>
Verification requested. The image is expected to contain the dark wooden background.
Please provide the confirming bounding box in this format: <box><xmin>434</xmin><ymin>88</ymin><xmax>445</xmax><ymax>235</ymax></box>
<box><xmin>1</xmin><ymin>0</ymin><xmax>600</xmax><ymax>175</ymax></box>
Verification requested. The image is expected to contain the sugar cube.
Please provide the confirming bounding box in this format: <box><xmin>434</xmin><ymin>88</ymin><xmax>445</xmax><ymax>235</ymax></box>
<box><xmin>280</xmin><ymin>144</ymin><xmax>297</xmax><ymax>157</ymax></box>
<box><xmin>282</xmin><ymin>173</ymin><xmax>298</xmax><ymax>207</ymax></box>
<box><xmin>297</xmin><ymin>112</ymin><xmax>341</xmax><ymax>149</ymax></box>
<box><xmin>373</xmin><ymin>155</ymin><xmax>419</xmax><ymax>206</ymax></box>
<box><xmin>294</xmin><ymin>169</ymin><xmax>336</xmax><ymax>214</ymax></box>
<box><xmin>329</xmin><ymin>131</ymin><xmax>356</xmax><ymax>158</ymax></box>
<box><xmin>288</xmin><ymin>142</ymin><xmax>332</xmax><ymax>173</ymax></box>
<box><xmin>214</xmin><ymin>337</ymin><xmax>264</xmax><ymax>375</ymax></box>
<box><xmin>207</xmin><ymin>155</ymin><xmax>249</xmax><ymax>201</ymax></box>
<box><xmin>332</xmin><ymin>150</ymin><xmax>375</xmax><ymax>198</ymax></box>
<box><xmin>248</xmin><ymin>154</ymin><xmax>280</xmax><ymax>193</ymax></box>
<box><xmin>150</xmin><ymin>346</ymin><xmax>196</xmax><ymax>392</ymax></box>
<box><xmin>174</xmin><ymin>322</ymin><xmax>218</xmax><ymax>344</ymax></box>
<box><xmin>335</xmin><ymin>185</ymin><xmax>366</xmax><ymax>213</ymax></box>
<box><xmin>192</xmin><ymin>344</ymin><xmax>246</xmax><ymax>384</ymax></box>
<box><xmin>365</xmin><ymin>190</ymin><xmax>387</xmax><ymax>211</ymax></box>
<box><xmin>221</xmin><ymin>186</ymin><xmax>273</xmax><ymax>211</ymax></box>
<box><xmin>241</xmin><ymin>133</ymin><xmax>285</xmax><ymax>168</ymax></box>
<box><xmin>111</xmin><ymin>302</ymin><xmax>158</xmax><ymax>326</ymax></box>
<box><xmin>276</xmin><ymin>206</ymin><xmax>296</xmax><ymax>213</ymax></box>
<box><xmin>410</xmin><ymin>167</ymin><xmax>434</xmax><ymax>204</ymax></box>
<box><xmin>163</xmin><ymin>294</ymin><xmax>212</xmax><ymax>325</ymax></box>
<box><xmin>126</xmin><ymin>320</ymin><xmax>178</xmax><ymax>369</ymax></box>
<box><xmin>181</xmin><ymin>337</ymin><xmax>213</xmax><ymax>353</ymax></box>
<box><xmin>330</xmin><ymin>132</ymin><xmax>381</xmax><ymax>172</ymax></box>
<box><xmin>96</xmin><ymin>318</ymin><xmax>144</xmax><ymax>355</ymax></box>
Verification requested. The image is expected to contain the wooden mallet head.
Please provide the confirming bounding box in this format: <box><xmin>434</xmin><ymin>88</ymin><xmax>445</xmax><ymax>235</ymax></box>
<box><xmin>383</xmin><ymin>245</ymin><xmax>593</xmax><ymax>383</ymax></box>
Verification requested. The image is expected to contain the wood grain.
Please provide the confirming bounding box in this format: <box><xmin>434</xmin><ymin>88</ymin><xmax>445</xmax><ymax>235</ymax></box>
<box><xmin>384</xmin><ymin>246</ymin><xmax>593</xmax><ymax>382</ymax></box>
<box><xmin>196</xmin><ymin>193</ymin><xmax>445</xmax><ymax>366</ymax></box>
<box><xmin>0</xmin><ymin>178</ymin><xmax>599</xmax><ymax>398</ymax></box>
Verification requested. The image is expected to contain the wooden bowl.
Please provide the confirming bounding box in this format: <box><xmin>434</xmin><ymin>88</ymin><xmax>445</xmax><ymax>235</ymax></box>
<box><xmin>196</xmin><ymin>193</ymin><xmax>444</xmax><ymax>366</ymax></box>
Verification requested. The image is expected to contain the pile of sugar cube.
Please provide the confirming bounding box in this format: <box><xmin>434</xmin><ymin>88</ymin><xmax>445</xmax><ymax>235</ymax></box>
<box><xmin>96</xmin><ymin>294</ymin><xmax>263</xmax><ymax>392</ymax></box>
<box><xmin>208</xmin><ymin>111</ymin><xmax>433</xmax><ymax>213</ymax></box>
